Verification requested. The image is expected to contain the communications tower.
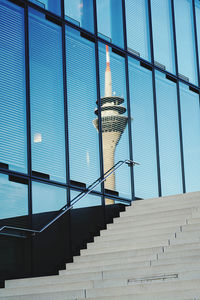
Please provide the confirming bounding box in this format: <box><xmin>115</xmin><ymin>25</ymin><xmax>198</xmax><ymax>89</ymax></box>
<box><xmin>93</xmin><ymin>45</ymin><xmax>128</xmax><ymax>204</ymax></box>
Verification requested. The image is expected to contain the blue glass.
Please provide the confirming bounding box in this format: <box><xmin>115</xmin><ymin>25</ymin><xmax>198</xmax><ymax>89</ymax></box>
<box><xmin>30</xmin><ymin>0</ymin><xmax>61</xmax><ymax>16</ymax></box>
<box><xmin>98</xmin><ymin>43</ymin><xmax>131</xmax><ymax>200</ymax></box>
<box><xmin>66</xmin><ymin>27</ymin><xmax>100</xmax><ymax>189</ymax></box>
<box><xmin>0</xmin><ymin>0</ymin><xmax>27</xmax><ymax>173</ymax></box>
<box><xmin>180</xmin><ymin>84</ymin><xmax>200</xmax><ymax>192</ymax></box>
<box><xmin>195</xmin><ymin>0</ymin><xmax>200</xmax><ymax>73</ymax></box>
<box><xmin>128</xmin><ymin>58</ymin><xmax>158</xmax><ymax>199</ymax></box>
<box><xmin>32</xmin><ymin>181</ymin><xmax>67</xmax><ymax>214</ymax></box>
<box><xmin>125</xmin><ymin>0</ymin><xmax>151</xmax><ymax>61</ymax></box>
<box><xmin>151</xmin><ymin>0</ymin><xmax>175</xmax><ymax>73</ymax></box>
<box><xmin>71</xmin><ymin>190</ymin><xmax>101</xmax><ymax>208</ymax></box>
<box><xmin>0</xmin><ymin>173</ymin><xmax>28</xmax><ymax>219</ymax></box>
<box><xmin>65</xmin><ymin>0</ymin><xmax>94</xmax><ymax>33</ymax></box>
<box><xmin>96</xmin><ymin>0</ymin><xmax>124</xmax><ymax>48</ymax></box>
<box><xmin>174</xmin><ymin>0</ymin><xmax>197</xmax><ymax>84</ymax></box>
<box><xmin>29</xmin><ymin>9</ymin><xmax>66</xmax><ymax>183</ymax></box>
<box><xmin>155</xmin><ymin>71</ymin><xmax>182</xmax><ymax>196</ymax></box>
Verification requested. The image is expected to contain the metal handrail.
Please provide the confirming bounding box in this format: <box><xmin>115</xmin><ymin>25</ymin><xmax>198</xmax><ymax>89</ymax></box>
<box><xmin>0</xmin><ymin>159</ymin><xmax>139</xmax><ymax>237</ymax></box>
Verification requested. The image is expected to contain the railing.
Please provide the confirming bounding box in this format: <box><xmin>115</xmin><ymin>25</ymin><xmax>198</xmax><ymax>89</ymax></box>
<box><xmin>0</xmin><ymin>159</ymin><xmax>139</xmax><ymax>238</ymax></box>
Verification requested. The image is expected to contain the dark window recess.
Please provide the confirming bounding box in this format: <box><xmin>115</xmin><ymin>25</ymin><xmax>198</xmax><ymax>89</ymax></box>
<box><xmin>65</xmin><ymin>15</ymin><xmax>80</xmax><ymax>27</ymax></box>
<box><xmin>166</xmin><ymin>74</ymin><xmax>177</xmax><ymax>83</ymax></box>
<box><xmin>128</xmin><ymin>47</ymin><xmax>140</xmax><ymax>57</ymax></box>
<box><xmin>104</xmin><ymin>188</ymin><xmax>119</xmax><ymax>197</ymax></box>
<box><xmin>80</xmin><ymin>32</ymin><xmax>95</xmax><ymax>43</ymax></box>
<box><xmin>70</xmin><ymin>180</ymin><xmax>86</xmax><ymax>189</ymax></box>
<box><xmin>189</xmin><ymin>86</ymin><xmax>199</xmax><ymax>94</ymax></box>
<box><xmin>45</xmin><ymin>15</ymin><xmax>62</xmax><ymax>26</ymax></box>
<box><xmin>140</xmin><ymin>61</ymin><xmax>152</xmax><ymax>71</ymax></box>
<box><xmin>154</xmin><ymin>61</ymin><xmax>166</xmax><ymax>71</ymax></box>
<box><xmin>98</xmin><ymin>32</ymin><xmax>112</xmax><ymax>43</ymax></box>
<box><xmin>0</xmin><ymin>162</ymin><xmax>9</xmax><ymax>170</ymax></box>
<box><xmin>178</xmin><ymin>73</ymin><xmax>189</xmax><ymax>82</ymax></box>
<box><xmin>8</xmin><ymin>0</ymin><xmax>25</xmax><ymax>8</ymax></box>
<box><xmin>9</xmin><ymin>175</ymin><xmax>28</xmax><ymax>185</ymax></box>
<box><xmin>32</xmin><ymin>171</ymin><xmax>50</xmax><ymax>180</ymax></box>
<box><xmin>112</xmin><ymin>48</ymin><xmax>125</xmax><ymax>57</ymax></box>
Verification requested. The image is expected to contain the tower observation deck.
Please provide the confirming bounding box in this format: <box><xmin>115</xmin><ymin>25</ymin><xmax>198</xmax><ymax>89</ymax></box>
<box><xmin>93</xmin><ymin>45</ymin><xmax>128</xmax><ymax>204</ymax></box>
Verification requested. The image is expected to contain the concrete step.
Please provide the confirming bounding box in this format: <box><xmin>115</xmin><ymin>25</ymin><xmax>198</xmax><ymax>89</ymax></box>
<box><xmin>0</xmin><ymin>292</ymin><xmax>78</xmax><ymax>300</ymax></box>
<box><xmin>102</xmin><ymin>261</ymin><xmax>200</xmax><ymax>280</ymax></box>
<box><xmin>86</xmin><ymin>235</ymin><xmax>172</xmax><ymax>251</ymax></box>
<box><xmin>61</xmin><ymin>254</ymin><xmax>200</xmax><ymax>276</ymax></box>
<box><xmin>188</xmin><ymin>217</ymin><xmax>200</xmax><ymax>224</ymax></box>
<box><xmin>169</xmin><ymin>236</ymin><xmax>200</xmax><ymax>246</ymax></box>
<box><xmin>151</xmin><ymin>255</ymin><xmax>200</xmax><ymax>267</ymax></box>
<box><xmin>182</xmin><ymin>222</ymin><xmax>200</xmax><ymax>232</ymax></box>
<box><xmin>0</xmin><ymin>280</ymin><xmax>91</xmax><ymax>297</ymax></box>
<box><xmin>62</xmin><ymin>259</ymin><xmax>151</xmax><ymax>274</ymax></box>
<box><xmin>5</xmin><ymin>272</ymin><xmax>102</xmax><ymax>289</ymax></box>
<box><xmin>121</xmin><ymin>198</ymin><xmax>200</xmax><ymax>216</ymax></box>
<box><xmin>175</xmin><ymin>230</ymin><xmax>200</xmax><ymax>239</ymax></box>
<box><xmin>84</xmin><ymin>288</ymin><xmax>200</xmax><ymax>300</ymax></box>
<box><xmin>85</xmin><ymin>279</ymin><xmax>200</xmax><ymax>298</ymax></box>
<box><xmin>164</xmin><ymin>241</ymin><xmax>200</xmax><ymax>253</ymax></box>
<box><xmin>106</xmin><ymin>215</ymin><xmax>189</xmax><ymax>230</ymax></box>
<box><xmin>81</xmin><ymin>244</ymin><xmax>165</xmax><ymax>257</ymax></box>
<box><xmin>91</xmin><ymin>232</ymin><xmax>175</xmax><ymax>247</ymax></box>
<box><xmin>101</xmin><ymin>220</ymin><xmax>186</xmax><ymax>236</ymax></box>
<box><xmin>118</xmin><ymin>207</ymin><xmax>197</xmax><ymax>221</ymax></box>
<box><xmin>66</xmin><ymin>253</ymin><xmax>157</xmax><ymax>270</ymax></box>
<box><xmin>0</xmin><ymin>284</ymin><xmax>85</xmax><ymax>300</ymax></box>
<box><xmin>82</xmin><ymin>240</ymin><xmax>169</xmax><ymax>256</ymax></box>
<box><xmin>95</xmin><ymin>225</ymin><xmax>181</xmax><ymax>242</ymax></box>
<box><xmin>129</xmin><ymin>192</ymin><xmax>200</xmax><ymax>209</ymax></box>
<box><xmin>75</xmin><ymin>246</ymin><xmax>164</xmax><ymax>263</ymax></box>
<box><xmin>158</xmin><ymin>248</ymin><xmax>200</xmax><ymax>260</ymax></box>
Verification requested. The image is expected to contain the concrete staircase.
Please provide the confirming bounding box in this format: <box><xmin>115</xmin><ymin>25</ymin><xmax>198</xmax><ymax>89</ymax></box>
<box><xmin>1</xmin><ymin>191</ymin><xmax>200</xmax><ymax>299</ymax></box>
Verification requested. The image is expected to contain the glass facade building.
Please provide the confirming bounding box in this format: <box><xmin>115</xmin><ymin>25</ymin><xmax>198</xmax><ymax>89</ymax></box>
<box><xmin>0</xmin><ymin>0</ymin><xmax>200</xmax><ymax>223</ymax></box>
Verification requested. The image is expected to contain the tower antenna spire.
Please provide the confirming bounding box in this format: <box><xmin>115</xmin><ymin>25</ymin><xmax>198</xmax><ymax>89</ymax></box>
<box><xmin>105</xmin><ymin>45</ymin><xmax>112</xmax><ymax>97</ymax></box>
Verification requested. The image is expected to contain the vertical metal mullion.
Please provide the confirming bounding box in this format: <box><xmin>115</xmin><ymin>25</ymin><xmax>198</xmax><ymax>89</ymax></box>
<box><xmin>93</xmin><ymin>0</ymin><xmax>105</xmax><ymax>209</ymax></box>
<box><xmin>24</xmin><ymin>3</ymin><xmax>32</xmax><ymax>218</ymax></box>
<box><xmin>121</xmin><ymin>0</ymin><xmax>127</xmax><ymax>51</ymax></box>
<box><xmin>24</xmin><ymin>2</ymin><xmax>33</xmax><ymax>277</ymax></box>
<box><xmin>124</xmin><ymin>55</ymin><xmax>135</xmax><ymax>201</ymax></box>
<box><xmin>61</xmin><ymin>0</ymin><xmax>64</xmax><ymax>19</ymax></box>
<box><xmin>62</xmin><ymin>24</ymin><xmax>70</xmax><ymax>206</ymax></box>
<box><xmin>148</xmin><ymin>0</ymin><xmax>162</xmax><ymax>196</ymax></box>
<box><xmin>122</xmin><ymin>0</ymin><xmax>135</xmax><ymax>200</ymax></box>
<box><xmin>171</xmin><ymin>0</ymin><xmax>186</xmax><ymax>193</ymax></box>
<box><xmin>192</xmin><ymin>0</ymin><xmax>200</xmax><ymax>87</ymax></box>
<box><xmin>95</xmin><ymin>41</ymin><xmax>105</xmax><ymax>206</ymax></box>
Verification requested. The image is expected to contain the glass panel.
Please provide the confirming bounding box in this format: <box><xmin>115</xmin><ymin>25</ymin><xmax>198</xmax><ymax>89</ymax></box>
<box><xmin>29</xmin><ymin>9</ymin><xmax>66</xmax><ymax>183</ymax></box>
<box><xmin>98</xmin><ymin>43</ymin><xmax>131</xmax><ymax>200</ymax></box>
<box><xmin>66</xmin><ymin>27</ymin><xmax>100</xmax><ymax>188</ymax></box>
<box><xmin>180</xmin><ymin>84</ymin><xmax>200</xmax><ymax>192</ymax></box>
<box><xmin>32</xmin><ymin>181</ymin><xmax>67</xmax><ymax>214</ymax></box>
<box><xmin>96</xmin><ymin>0</ymin><xmax>124</xmax><ymax>48</ymax></box>
<box><xmin>71</xmin><ymin>190</ymin><xmax>101</xmax><ymax>208</ymax></box>
<box><xmin>128</xmin><ymin>58</ymin><xmax>158</xmax><ymax>199</ymax></box>
<box><xmin>125</xmin><ymin>0</ymin><xmax>150</xmax><ymax>61</ymax></box>
<box><xmin>0</xmin><ymin>0</ymin><xmax>27</xmax><ymax>173</ymax></box>
<box><xmin>155</xmin><ymin>71</ymin><xmax>182</xmax><ymax>196</ymax></box>
<box><xmin>29</xmin><ymin>0</ymin><xmax>61</xmax><ymax>16</ymax></box>
<box><xmin>0</xmin><ymin>173</ymin><xmax>28</xmax><ymax>219</ymax></box>
<box><xmin>174</xmin><ymin>0</ymin><xmax>197</xmax><ymax>84</ymax></box>
<box><xmin>64</xmin><ymin>0</ymin><xmax>94</xmax><ymax>33</ymax></box>
<box><xmin>195</xmin><ymin>0</ymin><xmax>200</xmax><ymax>72</ymax></box>
<box><xmin>151</xmin><ymin>0</ymin><xmax>175</xmax><ymax>73</ymax></box>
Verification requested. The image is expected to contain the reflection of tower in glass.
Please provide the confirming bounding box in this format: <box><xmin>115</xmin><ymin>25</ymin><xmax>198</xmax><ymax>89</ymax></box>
<box><xmin>93</xmin><ymin>45</ymin><xmax>128</xmax><ymax>204</ymax></box>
